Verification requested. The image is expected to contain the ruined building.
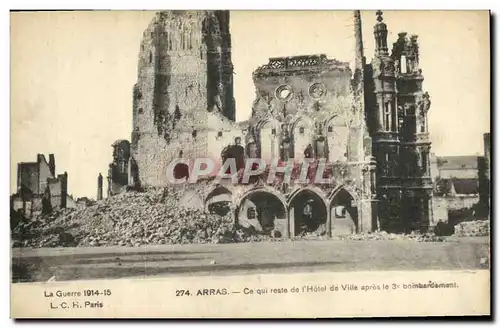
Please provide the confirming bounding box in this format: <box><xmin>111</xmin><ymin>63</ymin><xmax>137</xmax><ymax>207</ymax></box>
<box><xmin>107</xmin><ymin>139</ymin><xmax>131</xmax><ymax>197</ymax></box>
<box><xmin>11</xmin><ymin>154</ymin><xmax>73</xmax><ymax>218</ymax></box>
<box><xmin>127</xmin><ymin>10</ymin><xmax>435</xmax><ymax>236</ymax></box>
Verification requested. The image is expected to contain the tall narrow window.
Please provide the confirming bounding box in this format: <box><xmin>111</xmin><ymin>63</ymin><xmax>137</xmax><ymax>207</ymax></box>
<box><xmin>384</xmin><ymin>153</ymin><xmax>390</xmax><ymax>175</ymax></box>
<box><xmin>149</xmin><ymin>51</ymin><xmax>152</xmax><ymax>64</ymax></box>
<box><xmin>401</xmin><ymin>55</ymin><xmax>407</xmax><ymax>74</ymax></box>
<box><xmin>421</xmin><ymin>152</ymin><xmax>428</xmax><ymax>175</ymax></box>
<box><xmin>392</xmin><ymin>103</ymin><xmax>398</xmax><ymax>132</ymax></box>
<box><xmin>420</xmin><ymin>116</ymin><xmax>427</xmax><ymax>133</ymax></box>
<box><xmin>384</xmin><ymin>102</ymin><xmax>391</xmax><ymax>131</ymax></box>
<box><xmin>119</xmin><ymin>161</ymin><xmax>126</xmax><ymax>174</ymax></box>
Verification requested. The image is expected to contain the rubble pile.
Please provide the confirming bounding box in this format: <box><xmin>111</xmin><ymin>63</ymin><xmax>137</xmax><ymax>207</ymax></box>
<box><xmin>12</xmin><ymin>187</ymin><xmax>488</xmax><ymax>248</ymax></box>
<box><xmin>453</xmin><ymin>220</ymin><xmax>490</xmax><ymax>237</ymax></box>
<box><xmin>12</xmin><ymin>187</ymin><xmax>269</xmax><ymax>248</ymax></box>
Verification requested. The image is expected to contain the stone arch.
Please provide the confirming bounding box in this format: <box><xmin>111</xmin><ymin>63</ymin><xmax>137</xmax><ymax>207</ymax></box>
<box><xmin>329</xmin><ymin>185</ymin><xmax>360</xmax><ymax>203</ymax></box>
<box><xmin>256</xmin><ymin>117</ymin><xmax>280</xmax><ymax>162</ymax></box>
<box><xmin>290</xmin><ymin>115</ymin><xmax>315</xmax><ymax>160</ymax></box>
<box><xmin>221</xmin><ymin>138</ymin><xmax>245</xmax><ymax>173</ymax></box>
<box><xmin>324</xmin><ymin>115</ymin><xmax>349</xmax><ymax>163</ymax></box>
<box><xmin>236</xmin><ymin>187</ymin><xmax>288</xmax><ymax>236</ymax></box>
<box><xmin>204</xmin><ymin>185</ymin><xmax>233</xmax><ymax>216</ymax></box>
<box><xmin>288</xmin><ymin>185</ymin><xmax>329</xmax><ymax>205</ymax></box>
<box><xmin>328</xmin><ymin>186</ymin><xmax>359</xmax><ymax>236</ymax></box>
<box><xmin>287</xmin><ymin>186</ymin><xmax>329</xmax><ymax>237</ymax></box>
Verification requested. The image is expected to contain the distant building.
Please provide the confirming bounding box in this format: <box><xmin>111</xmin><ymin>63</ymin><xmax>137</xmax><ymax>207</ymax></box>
<box><xmin>107</xmin><ymin>139</ymin><xmax>131</xmax><ymax>197</ymax></box>
<box><xmin>432</xmin><ymin>155</ymin><xmax>480</xmax><ymax>197</ymax></box>
<box><xmin>11</xmin><ymin>154</ymin><xmax>73</xmax><ymax>218</ymax></box>
<box><xmin>430</xmin><ymin>134</ymin><xmax>491</xmax><ymax>220</ymax></box>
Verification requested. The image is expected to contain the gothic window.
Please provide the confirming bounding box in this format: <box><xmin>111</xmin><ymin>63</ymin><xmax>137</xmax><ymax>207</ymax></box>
<box><xmin>168</xmin><ymin>38</ymin><xmax>172</xmax><ymax>50</ymax></box>
<box><xmin>271</xmin><ymin>128</ymin><xmax>276</xmax><ymax>135</ymax></box>
<box><xmin>328</xmin><ymin>126</ymin><xmax>333</xmax><ymax>133</ymax></box>
<box><xmin>299</xmin><ymin>127</ymin><xmax>305</xmax><ymax>134</ymax></box>
<box><xmin>188</xmin><ymin>31</ymin><xmax>193</xmax><ymax>49</ymax></box>
<box><xmin>192</xmin><ymin>130</ymin><xmax>197</xmax><ymax>139</ymax></box>
<box><xmin>149</xmin><ymin>51</ymin><xmax>153</xmax><ymax>64</ymax></box>
<box><xmin>384</xmin><ymin>102</ymin><xmax>392</xmax><ymax>131</ymax></box>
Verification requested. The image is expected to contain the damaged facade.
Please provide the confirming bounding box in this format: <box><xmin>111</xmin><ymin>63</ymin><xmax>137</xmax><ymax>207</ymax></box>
<box><xmin>127</xmin><ymin>10</ymin><xmax>436</xmax><ymax>237</ymax></box>
<box><xmin>11</xmin><ymin>154</ymin><xmax>74</xmax><ymax>218</ymax></box>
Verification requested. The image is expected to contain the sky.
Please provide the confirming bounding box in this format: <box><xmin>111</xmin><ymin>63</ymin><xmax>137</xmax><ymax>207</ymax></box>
<box><xmin>10</xmin><ymin>10</ymin><xmax>490</xmax><ymax>198</ymax></box>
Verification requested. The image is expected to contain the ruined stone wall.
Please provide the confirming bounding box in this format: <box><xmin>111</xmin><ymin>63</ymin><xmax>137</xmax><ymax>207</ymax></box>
<box><xmin>17</xmin><ymin>163</ymin><xmax>39</xmax><ymax>194</ymax></box>
<box><xmin>38</xmin><ymin>154</ymin><xmax>54</xmax><ymax>195</ymax></box>
<box><xmin>47</xmin><ymin>172</ymin><xmax>68</xmax><ymax>209</ymax></box>
<box><xmin>251</xmin><ymin>55</ymin><xmax>365</xmax><ymax>165</ymax></box>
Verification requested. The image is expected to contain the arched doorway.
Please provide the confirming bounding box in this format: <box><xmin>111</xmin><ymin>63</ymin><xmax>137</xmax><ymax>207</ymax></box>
<box><xmin>324</xmin><ymin>115</ymin><xmax>349</xmax><ymax>163</ymax></box>
<box><xmin>291</xmin><ymin>116</ymin><xmax>314</xmax><ymax>160</ymax></box>
<box><xmin>257</xmin><ymin>119</ymin><xmax>280</xmax><ymax>162</ymax></box>
<box><xmin>330</xmin><ymin>188</ymin><xmax>358</xmax><ymax>236</ymax></box>
<box><xmin>237</xmin><ymin>189</ymin><xmax>287</xmax><ymax>237</ymax></box>
<box><xmin>221</xmin><ymin>137</ymin><xmax>245</xmax><ymax>173</ymax></box>
<box><xmin>205</xmin><ymin>186</ymin><xmax>232</xmax><ymax>217</ymax></box>
<box><xmin>288</xmin><ymin>188</ymin><xmax>328</xmax><ymax>237</ymax></box>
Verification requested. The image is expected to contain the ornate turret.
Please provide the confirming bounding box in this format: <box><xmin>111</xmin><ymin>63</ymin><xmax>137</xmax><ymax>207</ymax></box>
<box><xmin>374</xmin><ymin>10</ymin><xmax>389</xmax><ymax>57</ymax></box>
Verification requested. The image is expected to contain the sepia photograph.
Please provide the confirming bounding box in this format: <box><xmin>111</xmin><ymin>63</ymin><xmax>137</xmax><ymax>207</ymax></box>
<box><xmin>9</xmin><ymin>9</ymin><xmax>491</xmax><ymax>318</ymax></box>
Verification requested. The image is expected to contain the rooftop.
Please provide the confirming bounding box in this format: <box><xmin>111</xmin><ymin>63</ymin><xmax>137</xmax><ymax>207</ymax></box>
<box><xmin>436</xmin><ymin>156</ymin><xmax>479</xmax><ymax>170</ymax></box>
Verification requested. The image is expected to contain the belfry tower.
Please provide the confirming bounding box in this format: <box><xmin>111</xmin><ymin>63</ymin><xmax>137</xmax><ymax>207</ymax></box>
<box><xmin>130</xmin><ymin>11</ymin><xmax>235</xmax><ymax>186</ymax></box>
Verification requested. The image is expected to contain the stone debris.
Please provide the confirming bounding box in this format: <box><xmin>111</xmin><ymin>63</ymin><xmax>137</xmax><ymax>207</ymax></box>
<box><xmin>11</xmin><ymin>187</ymin><xmax>488</xmax><ymax>248</ymax></box>
<box><xmin>12</xmin><ymin>187</ymin><xmax>271</xmax><ymax>248</ymax></box>
<box><xmin>329</xmin><ymin>230</ymin><xmax>449</xmax><ymax>242</ymax></box>
<box><xmin>453</xmin><ymin>220</ymin><xmax>490</xmax><ymax>237</ymax></box>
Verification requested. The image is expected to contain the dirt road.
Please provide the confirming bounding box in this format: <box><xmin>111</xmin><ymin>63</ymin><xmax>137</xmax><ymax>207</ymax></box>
<box><xmin>12</xmin><ymin>237</ymin><xmax>489</xmax><ymax>283</ymax></box>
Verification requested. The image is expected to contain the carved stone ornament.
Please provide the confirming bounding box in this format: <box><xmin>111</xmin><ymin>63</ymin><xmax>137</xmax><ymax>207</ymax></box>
<box><xmin>275</xmin><ymin>85</ymin><xmax>294</xmax><ymax>102</ymax></box>
<box><xmin>296</xmin><ymin>90</ymin><xmax>305</xmax><ymax>106</ymax></box>
<box><xmin>418</xmin><ymin>92</ymin><xmax>431</xmax><ymax>117</ymax></box>
<box><xmin>309</xmin><ymin>82</ymin><xmax>326</xmax><ymax>99</ymax></box>
<box><xmin>384</xmin><ymin>62</ymin><xmax>395</xmax><ymax>75</ymax></box>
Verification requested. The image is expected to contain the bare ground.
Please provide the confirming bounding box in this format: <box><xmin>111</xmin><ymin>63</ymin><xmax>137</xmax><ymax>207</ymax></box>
<box><xmin>11</xmin><ymin>237</ymin><xmax>490</xmax><ymax>283</ymax></box>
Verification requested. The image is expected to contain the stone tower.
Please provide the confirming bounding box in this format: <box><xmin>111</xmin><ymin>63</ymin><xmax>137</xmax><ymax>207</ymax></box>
<box><xmin>365</xmin><ymin>11</ymin><xmax>401</xmax><ymax>232</ymax></box>
<box><xmin>131</xmin><ymin>11</ymin><xmax>235</xmax><ymax>186</ymax></box>
<box><xmin>390</xmin><ymin>23</ymin><xmax>433</xmax><ymax>232</ymax></box>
